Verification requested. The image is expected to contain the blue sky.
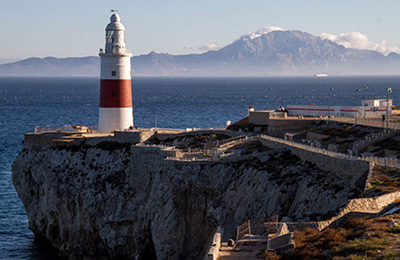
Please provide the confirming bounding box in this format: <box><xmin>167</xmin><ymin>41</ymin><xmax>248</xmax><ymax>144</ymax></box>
<box><xmin>1</xmin><ymin>0</ymin><xmax>400</xmax><ymax>59</ymax></box>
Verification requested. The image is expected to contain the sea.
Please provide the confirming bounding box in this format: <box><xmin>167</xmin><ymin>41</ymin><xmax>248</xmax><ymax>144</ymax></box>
<box><xmin>1</xmin><ymin>76</ymin><xmax>400</xmax><ymax>259</ymax></box>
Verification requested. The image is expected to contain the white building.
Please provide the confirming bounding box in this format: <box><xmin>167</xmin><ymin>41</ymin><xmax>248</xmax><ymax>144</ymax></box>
<box><xmin>287</xmin><ymin>99</ymin><xmax>392</xmax><ymax>118</ymax></box>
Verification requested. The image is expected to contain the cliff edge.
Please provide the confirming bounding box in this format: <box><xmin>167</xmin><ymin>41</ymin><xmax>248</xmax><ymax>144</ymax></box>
<box><xmin>12</xmin><ymin>130</ymin><xmax>371</xmax><ymax>259</ymax></box>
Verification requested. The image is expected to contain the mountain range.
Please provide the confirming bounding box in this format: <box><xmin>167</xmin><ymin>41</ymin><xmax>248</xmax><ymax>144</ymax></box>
<box><xmin>2</xmin><ymin>30</ymin><xmax>400</xmax><ymax>76</ymax></box>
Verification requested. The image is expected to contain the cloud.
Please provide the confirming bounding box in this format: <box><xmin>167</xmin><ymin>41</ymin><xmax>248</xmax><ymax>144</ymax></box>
<box><xmin>183</xmin><ymin>44</ymin><xmax>194</xmax><ymax>51</ymax></box>
<box><xmin>198</xmin><ymin>43</ymin><xmax>224</xmax><ymax>52</ymax></box>
<box><xmin>320</xmin><ymin>32</ymin><xmax>400</xmax><ymax>55</ymax></box>
<box><xmin>240</xmin><ymin>26</ymin><xmax>284</xmax><ymax>40</ymax></box>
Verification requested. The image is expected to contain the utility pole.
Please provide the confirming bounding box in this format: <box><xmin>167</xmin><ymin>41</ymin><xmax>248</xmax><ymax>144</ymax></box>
<box><xmin>387</xmin><ymin>88</ymin><xmax>392</xmax><ymax>129</ymax></box>
<box><xmin>364</xmin><ymin>86</ymin><xmax>368</xmax><ymax>118</ymax></box>
<box><xmin>355</xmin><ymin>89</ymin><xmax>361</xmax><ymax>125</ymax></box>
<box><xmin>267</xmin><ymin>87</ymin><xmax>273</xmax><ymax>110</ymax></box>
<box><xmin>329</xmin><ymin>88</ymin><xmax>334</xmax><ymax>119</ymax></box>
<box><xmin>155</xmin><ymin>110</ymin><xmax>158</xmax><ymax>129</ymax></box>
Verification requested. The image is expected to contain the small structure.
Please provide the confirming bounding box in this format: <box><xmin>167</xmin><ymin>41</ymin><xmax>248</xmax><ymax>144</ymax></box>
<box><xmin>266</xmin><ymin>232</ymin><xmax>295</xmax><ymax>253</ymax></box>
<box><xmin>248</xmin><ymin>110</ymin><xmax>287</xmax><ymax>126</ymax></box>
<box><xmin>287</xmin><ymin>99</ymin><xmax>392</xmax><ymax>118</ymax></box>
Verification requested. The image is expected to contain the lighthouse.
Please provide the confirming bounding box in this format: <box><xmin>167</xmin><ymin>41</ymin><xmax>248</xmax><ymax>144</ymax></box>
<box><xmin>98</xmin><ymin>12</ymin><xmax>133</xmax><ymax>133</ymax></box>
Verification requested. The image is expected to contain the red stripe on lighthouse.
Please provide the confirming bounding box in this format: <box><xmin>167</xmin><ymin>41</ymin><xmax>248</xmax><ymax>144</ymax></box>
<box><xmin>100</xmin><ymin>79</ymin><xmax>132</xmax><ymax>107</ymax></box>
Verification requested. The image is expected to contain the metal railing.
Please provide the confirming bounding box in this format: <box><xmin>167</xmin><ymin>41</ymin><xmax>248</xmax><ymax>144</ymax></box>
<box><xmin>330</xmin><ymin>116</ymin><xmax>400</xmax><ymax>130</ymax></box>
<box><xmin>260</xmin><ymin>134</ymin><xmax>400</xmax><ymax>169</ymax></box>
<box><xmin>351</xmin><ymin>129</ymin><xmax>395</xmax><ymax>151</ymax></box>
<box><xmin>165</xmin><ymin>133</ymin><xmax>400</xmax><ymax>168</ymax></box>
<box><xmin>34</xmin><ymin>125</ymin><xmax>99</xmax><ymax>133</ymax></box>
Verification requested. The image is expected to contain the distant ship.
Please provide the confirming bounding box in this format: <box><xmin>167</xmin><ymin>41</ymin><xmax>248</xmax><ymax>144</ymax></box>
<box><xmin>314</xmin><ymin>73</ymin><xmax>328</xmax><ymax>77</ymax></box>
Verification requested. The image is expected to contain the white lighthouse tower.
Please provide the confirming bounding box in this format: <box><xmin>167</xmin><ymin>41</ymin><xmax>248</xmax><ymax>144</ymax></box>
<box><xmin>98</xmin><ymin>12</ymin><xmax>133</xmax><ymax>133</ymax></box>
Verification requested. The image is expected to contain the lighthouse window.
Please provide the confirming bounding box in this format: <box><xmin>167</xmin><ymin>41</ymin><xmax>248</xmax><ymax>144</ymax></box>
<box><xmin>106</xmin><ymin>30</ymin><xmax>113</xmax><ymax>44</ymax></box>
<box><xmin>111</xmin><ymin>71</ymin><xmax>116</xmax><ymax>76</ymax></box>
<box><xmin>111</xmin><ymin>91</ymin><xmax>116</xmax><ymax>97</ymax></box>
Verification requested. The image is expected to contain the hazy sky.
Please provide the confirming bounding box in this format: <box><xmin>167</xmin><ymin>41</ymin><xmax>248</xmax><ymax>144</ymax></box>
<box><xmin>1</xmin><ymin>0</ymin><xmax>400</xmax><ymax>59</ymax></box>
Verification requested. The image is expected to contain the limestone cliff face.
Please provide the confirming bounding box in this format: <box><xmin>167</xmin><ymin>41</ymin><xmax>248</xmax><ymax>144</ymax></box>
<box><xmin>12</xmin><ymin>140</ymin><xmax>368</xmax><ymax>259</ymax></box>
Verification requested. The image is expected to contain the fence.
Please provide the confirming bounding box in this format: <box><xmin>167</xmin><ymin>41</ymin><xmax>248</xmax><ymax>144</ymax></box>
<box><xmin>34</xmin><ymin>125</ymin><xmax>65</xmax><ymax>133</ymax></box>
<box><xmin>330</xmin><ymin>116</ymin><xmax>400</xmax><ymax>130</ymax></box>
<box><xmin>362</xmin><ymin>155</ymin><xmax>400</xmax><ymax>168</ymax></box>
<box><xmin>260</xmin><ymin>134</ymin><xmax>353</xmax><ymax>159</ymax></box>
<box><xmin>236</xmin><ymin>220</ymin><xmax>251</xmax><ymax>241</ymax></box>
<box><xmin>150</xmin><ymin>126</ymin><xmax>226</xmax><ymax>132</ymax></box>
<box><xmin>351</xmin><ymin>129</ymin><xmax>395</xmax><ymax>151</ymax></box>
<box><xmin>218</xmin><ymin>135</ymin><xmax>259</xmax><ymax>148</ymax></box>
<box><xmin>260</xmin><ymin>134</ymin><xmax>400</xmax><ymax>169</ymax></box>
<box><xmin>34</xmin><ymin>125</ymin><xmax>98</xmax><ymax>133</ymax></box>
<box><xmin>164</xmin><ymin>132</ymin><xmax>400</xmax><ymax>169</ymax></box>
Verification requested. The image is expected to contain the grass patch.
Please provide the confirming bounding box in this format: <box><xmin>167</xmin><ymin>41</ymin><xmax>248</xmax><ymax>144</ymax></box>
<box><xmin>329</xmin><ymin>238</ymin><xmax>391</xmax><ymax>257</ymax></box>
<box><xmin>277</xmin><ymin>215</ymin><xmax>399</xmax><ymax>260</ymax></box>
<box><xmin>364</xmin><ymin>166</ymin><xmax>400</xmax><ymax>196</ymax></box>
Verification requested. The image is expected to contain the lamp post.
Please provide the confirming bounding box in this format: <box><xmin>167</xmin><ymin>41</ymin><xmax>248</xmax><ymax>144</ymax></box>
<box><xmin>155</xmin><ymin>109</ymin><xmax>158</xmax><ymax>129</ymax></box>
<box><xmin>329</xmin><ymin>88</ymin><xmax>334</xmax><ymax>119</ymax></box>
<box><xmin>267</xmin><ymin>87</ymin><xmax>273</xmax><ymax>110</ymax></box>
<box><xmin>387</xmin><ymin>87</ymin><xmax>392</xmax><ymax>129</ymax></box>
<box><xmin>355</xmin><ymin>89</ymin><xmax>361</xmax><ymax>125</ymax></box>
<box><xmin>364</xmin><ymin>86</ymin><xmax>368</xmax><ymax>118</ymax></box>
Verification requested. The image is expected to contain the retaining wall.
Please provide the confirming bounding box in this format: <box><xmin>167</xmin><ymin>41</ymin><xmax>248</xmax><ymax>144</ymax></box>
<box><xmin>259</xmin><ymin>137</ymin><xmax>372</xmax><ymax>188</ymax></box>
<box><xmin>265</xmin><ymin>191</ymin><xmax>400</xmax><ymax>231</ymax></box>
<box><xmin>114</xmin><ymin>129</ymin><xmax>156</xmax><ymax>144</ymax></box>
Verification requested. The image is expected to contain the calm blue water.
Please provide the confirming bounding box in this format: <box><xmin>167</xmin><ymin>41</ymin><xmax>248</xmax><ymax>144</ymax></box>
<box><xmin>1</xmin><ymin>76</ymin><xmax>400</xmax><ymax>259</ymax></box>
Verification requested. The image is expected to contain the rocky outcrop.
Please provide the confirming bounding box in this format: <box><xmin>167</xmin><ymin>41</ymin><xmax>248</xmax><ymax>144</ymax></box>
<box><xmin>12</xmin><ymin>138</ymin><xmax>370</xmax><ymax>259</ymax></box>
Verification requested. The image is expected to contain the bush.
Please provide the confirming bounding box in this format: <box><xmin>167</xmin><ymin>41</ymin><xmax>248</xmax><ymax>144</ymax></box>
<box><xmin>264</xmin><ymin>251</ymin><xmax>281</xmax><ymax>260</ymax></box>
<box><xmin>384</xmin><ymin>251</ymin><xmax>396</xmax><ymax>260</ymax></box>
<box><xmin>390</xmin><ymin>225</ymin><xmax>400</xmax><ymax>233</ymax></box>
<box><xmin>370</xmin><ymin>180</ymin><xmax>384</xmax><ymax>185</ymax></box>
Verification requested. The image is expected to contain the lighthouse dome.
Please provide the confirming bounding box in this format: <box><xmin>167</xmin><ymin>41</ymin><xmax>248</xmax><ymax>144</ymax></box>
<box><xmin>106</xmin><ymin>13</ymin><xmax>125</xmax><ymax>30</ymax></box>
<box><xmin>110</xmin><ymin>13</ymin><xmax>120</xmax><ymax>22</ymax></box>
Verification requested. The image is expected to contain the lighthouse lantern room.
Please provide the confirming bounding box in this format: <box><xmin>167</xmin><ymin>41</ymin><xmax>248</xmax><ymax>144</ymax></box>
<box><xmin>98</xmin><ymin>12</ymin><xmax>133</xmax><ymax>133</ymax></box>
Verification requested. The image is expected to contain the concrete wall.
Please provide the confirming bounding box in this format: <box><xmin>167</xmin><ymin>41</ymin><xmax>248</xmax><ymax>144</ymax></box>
<box><xmin>248</xmin><ymin>111</ymin><xmax>270</xmax><ymax>125</ymax></box>
<box><xmin>319</xmin><ymin>191</ymin><xmax>400</xmax><ymax>230</ymax></box>
<box><xmin>260</xmin><ymin>137</ymin><xmax>372</xmax><ymax>188</ymax></box>
<box><xmin>248</xmin><ymin>111</ymin><xmax>287</xmax><ymax>126</ymax></box>
<box><xmin>114</xmin><ymin>129</ymin><xmax>156</xmax><ymax>144</ymax></box>
<box><xmin>264</xmin><ymin>191</ymin><xmax>400</xmax><ymax>232</ymax></box>
<box><xmin>204</xmin><ymin>227</ymin><xmax>223</xmax><ymax>260</ymax></box>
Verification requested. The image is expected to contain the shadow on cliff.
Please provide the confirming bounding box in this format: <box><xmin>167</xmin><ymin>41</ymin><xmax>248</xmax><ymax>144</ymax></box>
<box><xmin>28</xmin><ymin>235</ymin><xmax>61</xmax><ymax>260</ymax></box>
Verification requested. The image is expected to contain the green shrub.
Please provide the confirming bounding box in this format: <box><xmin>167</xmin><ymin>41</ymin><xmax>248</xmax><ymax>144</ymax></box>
<box><xmin>390</xmin><ymin>225</ymin><xmax>400</xmax><ymax>233</ymax></box>
<box><xmin>370</xmin><ymin>180</ymin><xmax>383</xmax><ymax>185</ymax></box>
<box><xmin>384</xmin><ymin>251</ymin><xmax>396</xmax><ymax>260</ymax></box>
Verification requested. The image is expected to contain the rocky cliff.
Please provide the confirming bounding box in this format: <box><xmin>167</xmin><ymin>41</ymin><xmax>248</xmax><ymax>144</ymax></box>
<box><xmin>12</xmin><ymin>135</ymin><xmax>371</xmax><ymax>259</ymax></box>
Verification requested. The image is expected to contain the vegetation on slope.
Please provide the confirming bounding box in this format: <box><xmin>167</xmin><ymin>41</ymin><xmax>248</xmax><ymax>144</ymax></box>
<box><xmin>265</xmin><ymin>213</ymin><xmax>400</xmax><ymax>260</ymax></box>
